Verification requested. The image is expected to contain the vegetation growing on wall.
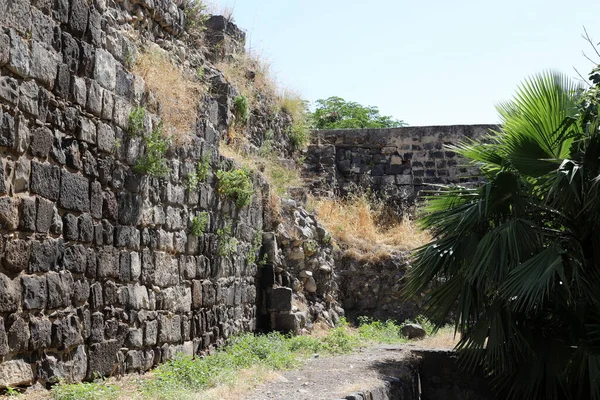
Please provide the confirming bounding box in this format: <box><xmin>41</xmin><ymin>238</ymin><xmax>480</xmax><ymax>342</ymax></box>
<box><xmin>216</xmin><ymin>167</ymin><xmax>254</xmax><ymax>208</ymax></box>
<box><xmin>190</xmin><ymin>212</ymin><xmax>209</xmax><ymax>236</ymax></box>
<box><xmin>133</xmin><ymin>45</ymin><xmax>203</xmax><ymax>144</ymax></box>
<box><xmin>407</xmin><ymin>70</ymin><xmax>600</xmax><ymax>400</ymax></box>
<box><xmin>133</xmin><ymin>122</ymin><xmax>172</xmax><ymax>177</ymax></box>
<box><xmin>312</xmin><ymin>96</ymin><xmax>406</xmax><ymax>129</ymax></box>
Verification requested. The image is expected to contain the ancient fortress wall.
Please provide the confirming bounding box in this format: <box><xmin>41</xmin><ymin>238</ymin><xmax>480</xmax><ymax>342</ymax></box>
<box><xmin>305</xmin><ymin>124</ymin><xmax>497</xmax><ymax>201</ymax></box>
<box><xmin>0</xmin><ymin>0</ymin><xmax>276</xmax><ymax>387</ymax></box>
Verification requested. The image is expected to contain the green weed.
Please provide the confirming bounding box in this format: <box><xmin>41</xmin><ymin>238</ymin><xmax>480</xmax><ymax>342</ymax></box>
<box><xmin>129</xmin><ymin>106</ymin><xmax>146</xmax><ymax>136</ymax></box>
<box><xmin>190</xmin><ymin>212</ymin><xmax>209</xmax><ymax>236</ymax></box>
<box><xmin>234</xmin><ymin>95</ymin><xmax>249</xmax><ymax>124</ymax></box>
<box><xmin>217</xmin><ymin>224</ymin><xmax>238</xmax><ymax>257</ymax></box>
<box><xmin>51</xmin><ymin>380</ymin><xmax>118</xmax><ymax>400</ymax></box>
<box><xmin>134</xmin><ymin>123</ymin><xmax>171</xmax><ymax>178</ymax></box>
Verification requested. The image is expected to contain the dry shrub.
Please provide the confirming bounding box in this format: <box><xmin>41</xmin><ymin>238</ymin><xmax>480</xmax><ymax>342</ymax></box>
<box><xmin>216</xmin><ymin>52</ymin><xmax>279</xmax><ymax>108</ymax></box>
<box><xmin>219</xmin><ymin>142</ymin><xmax>303</xmax><ymax>197</ymax></box>
<box><xmin>311</xmin><ymin>193</ymin><xmax>431</xmax><ymax>261</ymax></box>
<box><xmin>133</xmin><ymin>45</ymin><xmax>202</xmax><ymax>145</ymax></box>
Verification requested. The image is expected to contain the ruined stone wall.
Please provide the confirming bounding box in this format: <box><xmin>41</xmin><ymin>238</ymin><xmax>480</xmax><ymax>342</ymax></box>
<box><xmin>0</xmin><ymin>0</ymin><xmax>279</xmax><ymax>388</ymax></box>
<box><xmin>305</xmin><ymin>125</ymin><xmax>496</xmax><ymax>202</ymax></box>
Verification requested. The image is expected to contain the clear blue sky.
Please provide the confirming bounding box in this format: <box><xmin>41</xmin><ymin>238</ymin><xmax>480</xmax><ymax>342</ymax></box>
<box><xmin>210</xmin><ymin>0</ymin><xmax>600</xmax><ymax>126</ymax></box>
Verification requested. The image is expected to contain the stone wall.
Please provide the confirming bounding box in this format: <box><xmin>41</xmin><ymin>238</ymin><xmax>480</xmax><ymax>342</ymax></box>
<box><xmin>0</xmin><ymin>0</ymin><xmax>290</xmax><ymax>388</ymax></box>
<box><xmin>336</xmin><ymin>252</ymin><xmax>421</xmax><ymax>324</ymax></box>
<box><xmin>305</xmin><ymin>125</ymin><xmax>496</xmax><ymax>203</ymax></box>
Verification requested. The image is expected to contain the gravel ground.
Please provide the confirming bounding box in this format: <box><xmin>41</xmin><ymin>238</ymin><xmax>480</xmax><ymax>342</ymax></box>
<box><xmin>244</xmin><ymin>344</ymin><xmax>414</xmax><ymax>400</ymax></box>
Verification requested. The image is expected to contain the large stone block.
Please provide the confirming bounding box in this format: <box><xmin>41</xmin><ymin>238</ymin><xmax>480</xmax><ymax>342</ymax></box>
<box><xmin>29</xmin><ymin>316</ymin><xmax>52</xmax><ymax>350</ymax></box>
<box><xmin>63</xmin><ymin>244</ymin><xmax>87</xmax><ymax>274</ymax></box>
<box><xmin>3</xmin><ymin>238</ymin><xmax>30</xmax><ymax>272</ymax></box>
<box><xmin>86</xmin><ymin>79</ymin><xmax>104</xmax><ymax>117</ymax></box>
<box><xmin>1</xmin><ymin>0</ymin><xmax>32</xmax><ymax>34</ymax></box>
<box><xmin>7</xmin><ymin>315</ymin><xmax>30</xmax><ymax>352</ymax></box>
<box><xmin>77</xmin><ymin>116</ymin><xmax>97</xmax><ymax>145</ymax></box>
<box><xmin>31</xmin><ymin>161</ymin><xmax>60</xmax><ymax>201</ymax></box>
<box><xmin>87</xmin><ymin>340</ymin><xmax>121</xmax><ymax>379</ymax></box>
<box><xmin>29</xmin><ymin>238</ymin><xmax>60</xmax><ymax>272</ymax></box>
<box><xmin>68</xmin><ymin>0</ymin><xmax>89</xmax><ymax>38</ymax></box>
<box><xmin>7</xmin><ymin>29</ymin><xmax>30</xmax><ymax>78</ymax></box>
<box><xmin>19</xmin><ymin>197</ymin><xmax>36</xmax><ymax>231</ymax></box>
<box><xmin>59</xmin><ymin>170</ymin><xmax>90</xmax><ymax>212</ymax></box>
<box><xmin>118</xmin><ymin>192</ymin><xmax>142</xmax><ymax>225</ymax></box>
<box><xmin>0</xmin><ymin>32</ymin><xmax>9</xmax><ymax>67</ymax></box>
<box><xmin>114</xmin><ymin>225</ymin><xmax>140</xmax><ymax>249</ymax></box>
<box><xmin>0</xmin><ymin>76</ymin><xmax>19</xmax><ymax>106</ymax></box>
<box><xmin>127</xmin><ymin>283</ymin><xmax>150</xmax><ymax>309</ymax></box>
<box><xmin>97</xmin><ymin>122</ymin><xmax>115</xmax><ymax>153</ymax></box>
<box><xmin>97</xmin><ymin>246</ymin><xmax>119</xmax><ymax>279</ymax></box>
<box><xmin>18</xmin><ymin>80</ymin><xmax>39</xmax><ymax>117</ymax></box>
<box><xmin>52</xmin><ymin>313</ymin><xmax>83</xmax><ymax>349</ymax></box>
<box><xmin>30</xmin><ymin>126</ymin><xmax>54</xmax><ymax>158</ymax></box>
<box><xmin>22</xmin><ymin>274</ymin><xmax>47</xmax><ymax>310</ymax></box>
<box><xmin>0</xmin><ymin>273</ymin><xmax>20</xmax><ymax>313</ymax></box>
<box><xmin>47</xmin><ymin>270</ymin><xmax>72</xmax><ymax>309</ymax></box>
<box><xmin>36</xmin><ymin>197</ymin><xmax>54</xmax><ymax>233</ymax></box>
<box><xmin>0</xmin><ymin>360</ymin><xmax>33</xmax><ymax>389</ymax></box>
<box><xmin>0</xmin><ymin>197</ymin><xmax>18</xmax><ymax>230</ymax></box>
<box><xmin>31</xmin><ymin>41</ymin><xmax>58</xmax><ymax>89</ymax></box>
<box><xmin>95</xmin><ymin>48</ymin><xmax>116</xmax><ymax>91</ymax></box>
<box><xmin>153</xmin><ymin>252</ymin><xmax>179</xmax><ymax>288</ymax></box>
<box><xmin>0</xmin><ymin>110</ymin><xmax>16</xmax><ymax>149</ymax></box>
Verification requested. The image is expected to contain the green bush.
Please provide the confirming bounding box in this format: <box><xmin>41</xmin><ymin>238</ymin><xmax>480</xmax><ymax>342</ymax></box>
<box><xmin>217</xmin><ymin>224</ymin><xmax>238</xmax><ymax>257</ymax></box>
<box><xmin>216</xmin><ymin>167</ymin><xmax>253</xmax><ymax>208</ymax></box>
<box><xmin>129</xmin><ymin>106</ymin><xmax>146</xmax><ymax>136</ymax></box>
<box><xmin>288</xmin><ymin>122</ymin><xmax>310</xmax><ymax>150</ymax></box>
<box><xmin>190</xmin><ymin>212</ymin><xmax>209</xmax><ymax>236</ymax></box>
<box><xmin>234</xmin><ymin>95</ymin><xmax>249</xmax><ymax>124</ymax></box>
<box><xmin>134</xmin><ymin>123</ymin><xmax>171</xmax><ymax>177</ymax></box>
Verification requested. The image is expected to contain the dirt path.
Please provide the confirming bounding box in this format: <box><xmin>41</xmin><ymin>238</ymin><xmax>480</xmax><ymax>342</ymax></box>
<box><xmin>244</xmin><ymin>344</ymin><xmax>414</xmax><ymax>400</ymax></box>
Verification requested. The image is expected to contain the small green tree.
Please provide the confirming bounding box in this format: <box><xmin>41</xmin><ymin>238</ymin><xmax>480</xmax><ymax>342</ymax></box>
<box><xmin>311</xmin><ymin>96</ymin><xmax>405</xmax><ymax>129</ymax></box>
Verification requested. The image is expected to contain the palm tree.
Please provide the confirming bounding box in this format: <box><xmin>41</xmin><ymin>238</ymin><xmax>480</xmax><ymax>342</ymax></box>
<box><xmin>406</xmin><ymin>71</ymin><xmax>600</xmax><ymax>400</ymax></box>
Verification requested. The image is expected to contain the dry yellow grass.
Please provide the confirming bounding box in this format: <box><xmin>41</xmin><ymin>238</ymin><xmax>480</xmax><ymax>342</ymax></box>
<box><xmin>133</xmin><ymin>45</ymin><xmax>203</xmax><ymax>145</ymax></box>
<box><xmin>216</xmin><ymin>52</ymin><xmax>278</xmax><ymax>109</ymax></box>
<box><xmin>417</xmin><ymin>326</ymin><xmax>460</xmax><ymax>349</ymax></box>
<box><xmin>310</xmin><ymin>194</ymin><xmax>431</xmax><ymax>260</ymax></box>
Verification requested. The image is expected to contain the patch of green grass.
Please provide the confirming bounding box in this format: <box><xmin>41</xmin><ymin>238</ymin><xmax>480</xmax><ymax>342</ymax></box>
<box><xmin>51</xmin><ymin>380</ymin><xmax>118</xmax><ymax>400</ymax></box>
<box><xmin>288</xmin><ymin>121</ymin><xmax>310</xmax><ymax>150</ymax></box>
<box><xmin>216</xmin><ymin>167</ymin><xmax>253</xmax><ymax>208</ymax></box>
<box><xmin>190</xmin><ymin>212</ymin><xmax>209</xmax><ymax>236</ymax></box>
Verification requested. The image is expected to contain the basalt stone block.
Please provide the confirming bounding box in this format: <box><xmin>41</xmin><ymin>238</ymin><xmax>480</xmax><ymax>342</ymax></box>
<box><xmin>115</xmin><ymin>225</ymin><xmax>140</xmax><ymax>249</ymax></box>
<box><xmin>68</xmin><ymin>0</ymin><xmax>88</xmax><ymax>38</ymax></box>
<box><xmin>95</xmin><ymin>48</ymin><xmax>116</xmax><ymax>91</ymax></box>
<box><xmin>7</xmin><ymin>30</ymin><xmax>30</xmax><ymax>78</ymax></box>
<box><xmin>31</xmin><ymin>41</ymin><xmax>58</xmax><ymax>90</ymax></box>
<box><xmin>0</xmin><ymin>359</ymin><xmax>34</xmax><ymax>388</ymax></box>
<box><xmin>118</xmin><ymin>192</ymin><xmax>142</xmax><ymax>226</ymax></box>
<box><xmin>7</xmin><ymin>315</ymin><xmax>30</xmax><ymax>352</ymax></box>
<box><xmin>63</xmin><ymin>244</ymin><xmax>87</xmax><ymax>274</ymax></box>
<box><xmin>97</xmin><ymin>122</ymin><xmax>115</xmax><ymax>153</ymax></box>
<box><xmin>31</xmin><ymin>161</ymin><xmax>60</xmax><ymax>201</ymax></box>
<box><xmin>83</xmin><ymin>149</ymin><xmax>98</xmax><ymax>177</ymax></box>
<box><xmin>30</xmin><ymin>316</ymin><xmax>52</xmax><ymax>350</ymax></box>
<box><xmin>32</xmin><ymin>8</ymin><xmax>55</xmax><ymax>47</ymax></box>
<box><xmin>52</xmin><ymin>313</ymin><xmax>82</xmax><ymax>349</ymax></box>
<box><xmin>47</xmin><ymin>271</ymin><xmax>72</xmax><ymax>309</ymax></box>
<box><xmin>0</xmin><ymin>273</ymin><xmax>20</xmax><ymax>313</ymax></box>
<box><xmin>202</xmin><ymin>280</ymin><xmax>216</xmax><ymax>307</ymax></box>
<box><xmin>86</xmin><ymin>79</ymin><xmax>104</xmax><ymax>117</ymax></box>
<box><xmin>3</xmin><ymin>239</ymin><xmax>30</xmax><ymax>272</ymax></box>
<box><xmin>19</xmin><ymin>197</ymin><xmax>36</xmax><ymax>231</ymax></box>
<box><xmin>267</xmin><ymin>287</ymin><xmax>293</xmax><ymax>312</ymax></box>
<box><xmin>0</xmin><ymin>32</ymin><xmax>9</xmax><ymax>67</ymax></box>
<box><xmin>103</xmin><ymin>282</ymin><xmax>117</xmax><ymax>306</ymax></box>
<box><xmin>72</xmin><ymin>279</ymin><xmax>90</xmax><ymax>305</ymax></box>
<box><xmin>1</xmin><ymin>0</ymin><xmax>32</xmax><ymax>34</ymax></box>
<box><xmin>0</xmin><ymin>111</ymin><xmax>16</xmax><ymax>149</ymax></box>
<box><xmin>18</xmin><ymin>80</ymin><xmax>39</xmax><ymax>117</ymax></box>
<box><xmin>90</xmin><ymin>282</ymin><xmax>103</xmax><ymax>309</ymax></box>
<box><xmin>30</xmin><ymin>126</ymin><xmax>53</xmax><ymax>158</ymax></box>
<box><xmin>63</xmin><ymin>213</ymin><xmax>78</xmax><ymax>240</ymax></box>
<box><xmin>60</xmin><ymin>170</ymin><xmax>90</xmax><ymax>212</ymax></box>
<box><xmin>77</xmin><ymin>116</ymin><xmax>97</xmax><ymax>145</ymax></box>
<box><xmin>78</xmin><ymin>41</ymin><xmax>95</xmax><ymax>77</ymax></box>
<box><xmin>0</xmin><ymin>197</ymin><xmax>18</xmax><ymax>230</ymax></box>
<box><xmin>29</xmin><ymin>238</ymin><xmax>60</xmax><ymax>272</ymax></box>
<box><xmin>87</xmin><ymin>7</ymin><xmax>102</xmax><ymax>46</ymax></box>
<box><xmin>88</xmin><ymin>339</ymin><xmax>121</xmax><ymax>379</ymax></box>
<box><xmin>0</xmin><ymin>317</ymin><xmax>6</xmax><ymax>356</ymax></box>
<box><xmin>22</xmin><ymin>274</ymin><xmax>47</xmax><ymax>310</ymax></box>
<box><xmin>127</xmin><ymin>283</ymin><xmax>149</xmax><ymax>309</ymax></box>
<box><xmin>79</xmin><ymin>213</ymin><xmax>93</xmax><ymax>243</ymax></box>
<box><xmin>102</xmin><ymin>219</ymin><xmax>114</xmax><ymax>246</ymax></box>
<box><xmin>36</xmin><ymin>197</ymin><xmax>54</xmax><ymax>233</ymax></box>
<box><xmin>153</xmin><ymin>252</ymin><xmax>179</xmax><ymax>288</ymax></box>
<box><xmin>115</xmin><ymin>66</ymin><xmax>133</xmax><ymax>99</ymax></box>
<box><xmin>0</xmin><ymin>76</ymin><xmax>19</xmax><ymax>106</ymax></box>
<box><xmin>101</xmin><ymin>91</ymin><xmax>114</xmax><ymax>121</ymax></box>
<box><xmin>55</xmin><ymin>63</ymin><xmax>71</xmax><ymax>98</ymax></box>
<box><xmin>37</xmin><ymin>87</ymin><xmax>53</xmax><ymax>124</ymax></box>
<box><xmin>86</xmin><ymin>247</ymin><xmax>97</xmax><ymax>278</ymax></box>
<box><xmin>97</xmin><ymin>246</ymin><xmax>118</xmax><ymax>279</ymax></box>
<box><xmin>62</xmin><ymin>31</ymin><xmax>79</xmax><ymax>73</ymax></box>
